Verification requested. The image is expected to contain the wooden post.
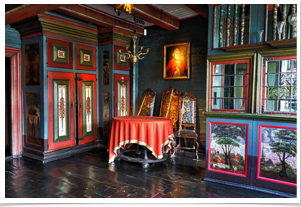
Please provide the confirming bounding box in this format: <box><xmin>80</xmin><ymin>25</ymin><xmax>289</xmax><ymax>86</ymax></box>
<box><xmin>226</xmin><ymin>5</ymin><xmax>231</xmax><ymax>47</ymax></box>
<box><xmin>240</xmin><ymin>4</ymin><xmax>245</xmax><ymax>45</ymax></box>
<box><xmin>233</xmin><ymin>4</ymin><xmax>238</xmax><ymax>46</ymax></box>
<box><xmin>219</xmin><ymin>6</ymin><xmax>224</xmax><ymax>48</ymax></box>
<box><xmin>272</xmin><ymin>4</ymin><xmax>278</xmax><ymax>40</ymax></box>
<box><xmin>290</xmin><ymin>4</ymin><xmax>297</xmax><ymax>39</ymax></box>
<box><xmin>281</xmin><ymin>4</ymin><xmax>287</xmax><ymax>39</ymax></box>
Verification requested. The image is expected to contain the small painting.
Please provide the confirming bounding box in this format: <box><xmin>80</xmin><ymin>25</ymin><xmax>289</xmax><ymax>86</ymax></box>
<box><xmin>58</xmin><ymin>50</ymin><xmax>65</xmax><ymax>59</ymax></box>
<box><xmin>103</xmin><ymin>92</ymin><xmax>110</xmax><ymax>138</ymax></box>
<box><xmin>24</xmin><ymin>42</ymin><xmax>40</xmax><ymax>86</ymax></box>
<box><xmin>84</xmin><ymin>54</ymin><xmax>90</xmax><ymax>62</ymax></box>
<box><xmin>25</xmin><ymin>93</ymin><xmax>41</xmax><ymax>147</ymax></box>
<box><xmin>163</xmin><ymin>42</ymin><xmax>190</xmax><ymax>79</ymax></box>
<box><xmin>114</xmin><ymin>45</ymin><xmax>130</xmax><ymax>71</ymax></box>
<box><xmin>258</xmin><ymin>125</ymin><xmax>297</xmax><ymax>185</ymax></box>
<box><xmin>120</xmin><ymin>54</ymin><xmax>126</xmax><ymax>62</ymax></box>
<box><xmin>103</xmin><ymin>50</ymin><xmax>109</xmax><ymax>85</ymax></box>
<box><xmin>209</xmin><ymin>122</ymin><xmax>248</xmax><ymax>176</ymax></box>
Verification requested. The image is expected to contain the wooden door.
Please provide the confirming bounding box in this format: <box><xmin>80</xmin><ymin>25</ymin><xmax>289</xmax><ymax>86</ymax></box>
<box><xmin>77</xmin><ymin>73</ymin><xmax>97</xmax><ymax>145</ymax></box>
<box><xmin>48</xmin><ymin>71</ymin><xmax>75</xmax><ymax>151</ymax></box>
<box><xmin>114</xmin><ymin>74</ymin><xmax>130</xmax><ymax>117</ymax></box>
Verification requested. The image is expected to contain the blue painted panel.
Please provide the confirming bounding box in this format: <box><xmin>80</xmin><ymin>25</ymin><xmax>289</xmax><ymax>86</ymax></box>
<box><xmin>5</xmin><ymin>25</ymin><xmax>21</xmax><ymax>49</ymax></box>
<box><xmin>113</xmin><ymin>70</ymin><xmax>130</xmax><ymax>75</ymax></box>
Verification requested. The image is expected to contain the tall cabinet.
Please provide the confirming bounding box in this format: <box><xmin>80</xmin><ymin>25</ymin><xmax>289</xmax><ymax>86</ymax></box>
<box><xmin>204</xmin><ymin>4</ymin><xmax>297</xmax><ymax>197</ymax></box>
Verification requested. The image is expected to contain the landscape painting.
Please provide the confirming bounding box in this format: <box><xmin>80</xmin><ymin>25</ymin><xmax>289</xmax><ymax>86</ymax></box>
<box><xmin>258</xmin><ymin>126</ymin><xmax>297</xmax><ymax>185</ymax></box>
<box><xmin>209</xmin><ymin>122</ymin><xmax>248</xmax><ymax>176</ymax></box>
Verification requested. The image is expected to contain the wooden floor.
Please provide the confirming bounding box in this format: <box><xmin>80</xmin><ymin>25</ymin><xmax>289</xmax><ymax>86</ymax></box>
<box><xmin>5</xmin><ymin>147</ymin><xmax>283</xmax><ymax>198</ymax></box>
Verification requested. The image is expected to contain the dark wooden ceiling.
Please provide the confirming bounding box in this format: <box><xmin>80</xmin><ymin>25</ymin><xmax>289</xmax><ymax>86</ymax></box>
<box><xmin>5</xmin><ymin>4</ymin><xmax>208</xmax><ymax>34</ymax></box>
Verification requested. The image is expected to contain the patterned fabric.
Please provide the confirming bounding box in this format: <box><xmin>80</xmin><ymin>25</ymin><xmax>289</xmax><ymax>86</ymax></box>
<box><xmin>180</xmin><ymin>98</ymin><xmax>194</xmax><ymax>124</ymax></box>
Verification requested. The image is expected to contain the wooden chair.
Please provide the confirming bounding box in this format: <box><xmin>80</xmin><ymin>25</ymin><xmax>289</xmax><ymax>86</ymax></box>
<box><xmin>137</xmin><ymin>88</ymin><xmax>156</xmax><ymax>116</ymax></box>
<box><xmin>159</xmin><ymin>86</ymin><xmax>181</xmax><ymax>131</ymax></box>
<box><xmin>170</xmin><ymin>92</ymin><xmax>199</xmax><ymax>159</ymax></box>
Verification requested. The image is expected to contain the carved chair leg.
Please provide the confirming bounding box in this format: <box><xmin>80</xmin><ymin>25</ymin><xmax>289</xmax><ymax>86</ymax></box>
<box><xmin>194</xmin><ymin>139</ymin><xmax>199</xmax><ymax>160</ymax></box>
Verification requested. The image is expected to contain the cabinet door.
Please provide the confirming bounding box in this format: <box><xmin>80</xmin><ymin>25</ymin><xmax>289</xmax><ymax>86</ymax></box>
<box><xmin>114</xmin><ymin>74</ymin><xmax>130</xmax><ymax>117</ymax></box>
<box><xmin>48</xmin><ymin>71</ymin><xmax>75</xmax><ymax>151</ymax></box>
<box><xmin>77</xmin><ymin>73</ymin><xmax>97</xmax><ymax>145</ymax></box>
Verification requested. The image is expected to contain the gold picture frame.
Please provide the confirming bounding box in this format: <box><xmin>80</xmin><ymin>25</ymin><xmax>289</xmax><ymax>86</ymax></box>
<box><xmin>163</xmin><ymin>42</ymin><xmax>190</xmax><ymax>79</ymax></box>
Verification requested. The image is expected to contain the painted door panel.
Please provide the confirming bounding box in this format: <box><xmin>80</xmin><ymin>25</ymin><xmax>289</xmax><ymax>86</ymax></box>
<box><xmin>77</xmin><ymin>73</ymin><xmax>97</xmax><ymax>145</ymax></box>
<box><xmin>48</xmin><ymin>71</ymin><xmax>75</xmax><ymax>151</ymax></box>
<box><xmin>114</xmin><ymin>74</ymin><xmax>130</xmax><ymax>117</ymax></box>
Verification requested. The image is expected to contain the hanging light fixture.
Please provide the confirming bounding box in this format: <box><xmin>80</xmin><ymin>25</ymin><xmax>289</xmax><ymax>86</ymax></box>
<box><xmin>119</xmin><ymin>14</ymin><xmax>151</xmax><ymax>64</ymax></box>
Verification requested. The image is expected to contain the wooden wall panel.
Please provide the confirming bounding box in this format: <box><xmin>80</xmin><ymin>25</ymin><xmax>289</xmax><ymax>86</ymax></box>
<box><xmin>138</xmin><ymin>16</ymin><xmax>208</xmax><ymax>151</ymax></box>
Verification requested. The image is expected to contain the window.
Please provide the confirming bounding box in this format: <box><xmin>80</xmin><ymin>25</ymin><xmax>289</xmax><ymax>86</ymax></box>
<box><xmin>211</xmin><ymin>59</ymin><xmax>250</xmax><ymax>112</ymax></box>
<box><xmin>262</xmin><ymin>56</ymin><xmax>297</xmax><ymax>114</ymax></box>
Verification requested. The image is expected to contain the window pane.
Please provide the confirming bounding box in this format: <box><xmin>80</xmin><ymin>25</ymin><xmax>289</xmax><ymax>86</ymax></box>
<box><xmin>292</xmin><ymin>73</ymin><xmax>297</xmax><ymax>85</ymax></box>
<box><xmin>212</xmin><ymin>98</ymin><xmax>222</xmax><ymax>109</ymax></box>
<box><xmin>234</xmin><ymin>99</ymin><xmax>246</xmax><ymax>110</ymax></box>
<box><xmin>267</xmin><ymin>74</ymin><xmax>278</xmax><ymax>86</ymax></box>
<box><xmin>236</xmin><ymin>63</ymin><xmax>247</xmax><ymax>74</ymax></box>
<box><xmin>266</xmin><ymin>100</ymin><xmax>277</xmax><ymax>111</ymax></box>
<box><xmin>224</xmin><ymin>76</ymin><xmax>234</xmax><ymax>86</ymax></box>
<box><xmin>267</xmin><ymin>61</ymin><xmax>279</xmax><ymax>73</ymax></box>
<box><xmin>291</xmin><ymin>100</ymin><xmax>297</xmax><ymax>112</ymax></box>
<box><xmin>234</xmin><ymin>75</ymin><xmax>246</xmax><ymax>86</ymax></box>
<box><xmin>213</xmin><ymin>75</ymin><xmax>222</xmax><ymax>86</ymax></box>
<box><xmin>292</xmin><ymin>87</ymin><xmax>297</xmax><ymax>99</ymax></box>
<box><xmin>223</xmin><ymin>99</ymin><xmax>234</xmax><ymax>109</ymax></box>
<box><xmin>279</xmin><ymin>73</ymin><xmax>292</xmax><ymax>86</ymax></box>
<box><xmin>212</xmin><ymin>88</ymin><xmax>222</xmax><ymax>98</ymax></box>
<box><xmin>279</xmin><ymin>87</ymin><xmax>290</xmax><ymax>99</ymax></box>
<box><xmin>223</xmin><ymin>87</ymin><xmax>234</xmax><ymax>98</ymax></box>
<box><xmin>234</xmin><ymin>87</ymin><xmax>244</xmax><ymax>98</ymax></box>
<box><xmin>225</xmin><ymin>64</ymin><xmax>235</xmax><ymax>74</ymax></box>
<box><xmin>267</xmin><ymin>87</ymin><xmax>278</xmax><ymax>99</ymax></box>
<box><xmin>280</xmin><ymin>60</ymin><xmax>290</xmax><ymax>72</ymax></box>
<box><xmin>214</xmin><ymin>64</ymin><xmax>222</xmax><ymax>75</ymax></box>
<box><xmin>278</xmin><ymin>100</ymin><xmax>290</xmax><ymax>112</ymax></box>
<box><xmin>290</xmin><ymin>59</ymin><xmax>297</xmax><ymax>72</ymax></box>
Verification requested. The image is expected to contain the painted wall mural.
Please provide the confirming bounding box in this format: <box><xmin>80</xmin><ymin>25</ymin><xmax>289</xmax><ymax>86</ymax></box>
<box><xmin>103</xmin><ymin>92</ymin><xmax>110</xmax><ymax>138</ymax></box>
<box><xmin>258</xmin><ymin>125</ymin><xmax>297</xmax><ymax>186</ymax></box>
<box><xmin>103</xmin><ymin>50</ymin><xmax>109</xmax><ymax>85</ymax></box>
<box><xmin>209</xmin><ymin>122</ymin><xmax>248</xmax><ymax>176</ymax></box>
<box><xmin>25</xmin><ymin>93</ymin><xmax>41</xmax><ymax>146</ymax></box>
<box><xmin>24</xmin><ymin>42</ymin><xmax>40</xmax><ymax>86</ymax></box>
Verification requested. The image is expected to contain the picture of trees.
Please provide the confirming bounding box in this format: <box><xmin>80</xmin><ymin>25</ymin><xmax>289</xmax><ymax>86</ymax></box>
<box><xmin>209</xmin><ymin>123</ymin><xmax>247</xmax><ymax>175</ymax></box>
<box><xmin>259</xmin><ymin>126</ymin><xmax>297</xmax><ymax>184</ymax></box>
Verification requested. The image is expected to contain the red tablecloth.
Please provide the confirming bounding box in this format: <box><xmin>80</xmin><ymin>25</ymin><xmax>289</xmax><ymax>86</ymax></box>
<box><xmin>108</xmin><ymin>116</ymin><xmax>174</xmax><ymax>163</ymax></box>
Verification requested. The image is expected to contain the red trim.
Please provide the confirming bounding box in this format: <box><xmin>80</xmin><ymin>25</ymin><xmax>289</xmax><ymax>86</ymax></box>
<box><xmin>77</xmin><ymin>73</ymin><xmax>98</xmax><ymax>145</ymax></box>
<box><xmin>210</xmin><ymin>59</ymin><xmax>250</xmax><ymax>112</ymax></box>
<box><xmin>75</xmin><ymin>44</ymin><xmax>96</xmax><ymax>71</ymax></box>
<box><xmin>257</xmin><ymin>125</ymin><xmax>297</xmax><ymax>186</ymax></box>
<box><xmin>47</xmin><ymin>38</ymin><xmax>73</xmax><ymax>69</ymax></box>
<box><xmin>5</xmin><ymin>47</ymin><xmax>22</xmax><ymax>157</ymax></box>
<box><xmin>114</xmin><ymin>45</ymin><xmax>130</xmax><ymax>71</ymax></box>
<box><xmin>208</xmin><ymin>121</ymin><xmax>248</xmax><ymax>177</ymax></box>
<box><xmin>48</xmin><ymin>71</ymin><xmax>75</xmax><ymax>151</ymax></box>
<box><xmin>21</xmin><ymin>32</ymin><xmax>43</xmax><ymax>40</ymax></box>
<box><xmin>114</xmin><ymin>74</ymin><xmax>130</xmax><ymax>117</ymax></box>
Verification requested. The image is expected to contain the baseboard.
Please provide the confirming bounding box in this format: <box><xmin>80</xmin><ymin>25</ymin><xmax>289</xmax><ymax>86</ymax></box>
<box><xmin>203</xmin><ymin>177</ymin><xmax>296</xmax><ymax>198</ymax></box>
<box><xmin>23</xmin><ymin>140</ymin><xmax>100</xmax><ymax>163</ymax></box>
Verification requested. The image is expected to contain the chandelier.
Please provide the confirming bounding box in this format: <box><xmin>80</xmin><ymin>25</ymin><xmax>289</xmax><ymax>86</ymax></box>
<box><xmin>114</xmin><ymin>4</ymin><xmax>133</xmax><ymax>15</ymax></box>
<box><xmin>119</xmin><ymin>14</ymin><xmax>151</xmax><ymax>64</ymax></box>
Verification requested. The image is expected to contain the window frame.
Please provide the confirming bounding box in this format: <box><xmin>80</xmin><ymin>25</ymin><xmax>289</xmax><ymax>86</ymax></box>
<box><xmin>261</xmin><ymin>55</ymin><xmax>297</xmax><ymax>115</ymax></box>
<box><xmin>210</xmin><ymin>59</ymin><xmax>251</xmax><ymax>113</ymax></box>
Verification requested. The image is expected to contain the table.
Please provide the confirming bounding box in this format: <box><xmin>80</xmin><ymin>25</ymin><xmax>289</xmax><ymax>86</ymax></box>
<box><xmin>108</xmin><ymin>116</ymin><xmax>174</xmax><ymax>168</ymax></box>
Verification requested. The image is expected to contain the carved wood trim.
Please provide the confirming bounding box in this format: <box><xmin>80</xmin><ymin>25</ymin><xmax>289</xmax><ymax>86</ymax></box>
<box><xmin>137</xmin><ymin>88</ymin><xmax>156</xmax><ymax>116</ymax></box>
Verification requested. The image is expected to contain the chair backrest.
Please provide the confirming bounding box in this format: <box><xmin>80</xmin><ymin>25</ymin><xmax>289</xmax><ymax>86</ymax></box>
<box><xmin>159</xmin><ymin>86</ymin><xmax>181</xmax><ymax>128</ymax></box>
<box><xmin>137</xmin><ymin>88</ymin><xmax>156</xmax><ymax>116</ymax></box>
<box><xmin>178</xmin><ymin>92</ymin><xmax>196</xmax><ymax>130</ymax></box>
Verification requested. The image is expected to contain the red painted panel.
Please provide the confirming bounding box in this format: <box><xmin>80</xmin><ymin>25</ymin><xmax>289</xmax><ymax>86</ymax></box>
<box><xmin>75</xmin><ymin>44</ymin><xmax>97</xmax><ymax>71</ymax></box>
<box><xmin>114</xmin><ymin>74</ymin><xmax>130</xmax><ymax>117</ymax></box>
<box><xmin>114</xmin><ymin>45</ymin><xmax>130</xmax><ymax>71</ymax></box>
<box><xmin>48</xmin><ymin>71</ymin><xmax>75</xmax><ymax>151</ymax></box>
<box><xmin>47</xmin><ymin>38</ymin><xmax>73</xmax><ymax>69</ymax></box>
<box><xmin>77</xmin><ymin>73</ymin><xmax>98</xmax><ymax>145</ymax></box>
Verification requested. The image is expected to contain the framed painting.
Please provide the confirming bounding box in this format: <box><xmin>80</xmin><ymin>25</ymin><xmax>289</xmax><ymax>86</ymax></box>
<box><xmin>208</xmin><ymin>121</ymin><xmax>248</xmax><ymax>177</ymax></box>
<box><xmin>114</xmin><ymin>45</ymin><xmax>130</xmax><ymax>71</ymax></box>
<box><xmin>103</xmin><ymin>50</ymin><xmax>110</xmax><ymax>85</ymax></box>
<box><xmin>257</xmin><ymin>125</ymin><xmax>297</xmax><ymax>186</ymax></box>
<box><xmin>163</xmin><ymin>42</ymin><xmax>190</xmax><ymax>80</ymax></box>
<box><xmin>103</xmin><ymin>92</ymin><xmax>110</xmax><ymax>138</ymax></box>
<box><xmin>24</xmin><ymin>42</ymin><xmax>40</xmax><ymax>86</ymax></box>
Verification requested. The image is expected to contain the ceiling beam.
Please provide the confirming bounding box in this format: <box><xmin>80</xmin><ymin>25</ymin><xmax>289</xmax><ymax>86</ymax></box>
<box><xmin>111</xmin><ymin>4</ymin><xmax>179</xmax><ymax>30</ymax></box>
<box><xmin>55</xmin><ymin>4</ymin><xmax>144</xmax><ymax>35</ymax></box>
<box><xmin>185</xmin><ymin>4</ymin><xmax>208</xmax><ymax>19</ymax></box>
<box><xmin>5</xmin><ymin>4</ymin><xmax>64</xmax><ymax>25</ymax></box>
